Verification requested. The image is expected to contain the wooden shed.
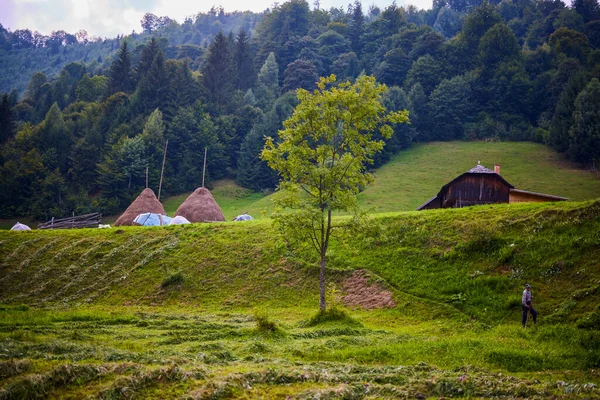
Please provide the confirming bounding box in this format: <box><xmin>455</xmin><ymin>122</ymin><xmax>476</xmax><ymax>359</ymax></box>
<box><xmin>417</xmin><ymin>163</ymin><xmax>567</xmax><ymax>210</ymax></box>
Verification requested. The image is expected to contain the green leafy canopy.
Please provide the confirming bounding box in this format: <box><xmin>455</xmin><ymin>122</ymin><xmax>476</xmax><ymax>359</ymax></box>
<box><xmin>262</xmin><ymin>74</ymin><xmax>408</xmax><ymax>214</ymax></box>
<box><xmin>261</xmin><ymin>74</ymin><xmax>408</xmax><ymax>310</ymax></box>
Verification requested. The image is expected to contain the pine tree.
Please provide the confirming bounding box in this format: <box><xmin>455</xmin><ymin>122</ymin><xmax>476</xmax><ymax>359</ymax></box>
<box><xmin>258</xmin><ymin>52</ymin><xmax>279</xmax><ymax>93</ymax></box>
<box><xmin>349</xmin><ymin>1</ymin><xmax>365</xmax><ymax>57</ymax></box>
<box><xmin>135</xmin><ymin>37</ymin><xmax>160</xmax><ymax>82</ymax></box>
<box><xmin>234</xmin><ymin>30</ymin><xmax>256</xmax><ymax>91</ymax></box>
<box><xmin>408</xmin><ymin>83</ymin><xmax>431</xmax><ymax>140</ymax></box>
<box><xmin>108</xmin><ymin>42</ymin><xmax>134</xmax><ymax>94</ymax></box>
<box><xmin>202</xmin><ymin>31</ymin><xmax>235</xmax><ymax>113</ymax></box>
<box><xmin>141</xmin><ymin>108</ymin><xmax>166</xmax><ymax>158</ymax></box>
<box><xmin>136</xmin><ymin>51</ymin><xmax>166</xmax><ymax>113</ymax></box>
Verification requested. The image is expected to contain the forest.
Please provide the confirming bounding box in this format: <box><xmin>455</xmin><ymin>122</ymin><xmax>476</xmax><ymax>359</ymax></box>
<box><xmin>0</xmin><ymin>0</ymin><xmax>599</xmax><ymax>220</ymax></box>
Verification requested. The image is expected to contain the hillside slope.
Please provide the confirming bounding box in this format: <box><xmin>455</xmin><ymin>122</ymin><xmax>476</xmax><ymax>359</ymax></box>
<box><xmin>158</xmin><ymin>141</ymin><xmax>600</xmax><ymax>220</ymax></box>
<box><xmin>2</xmin><ymin>200</ymin><xmax>599</xmax><ymax>325</ymax></box>
<box><xmin>360</xmin><ymin>141</ymin><xmax>600</xmax><ymax>212</ymax></box>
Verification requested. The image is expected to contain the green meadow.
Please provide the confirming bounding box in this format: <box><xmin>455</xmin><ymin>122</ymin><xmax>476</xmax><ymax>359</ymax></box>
<box><xmin>1</xmin><ymin>199</ymin><xmax>599</xmax><ymax>398</ymax></box>
<box><xmin>170</xmin><ymin>141</ymin><xmax>600</xmax><ymax>219</ymax></box>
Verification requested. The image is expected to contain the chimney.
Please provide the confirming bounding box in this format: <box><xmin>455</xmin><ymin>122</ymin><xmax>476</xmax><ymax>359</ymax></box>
<box><xmin>494</xmin><ymin>164</ymin><xmax>500</xmax><ymax>174</ymax></box>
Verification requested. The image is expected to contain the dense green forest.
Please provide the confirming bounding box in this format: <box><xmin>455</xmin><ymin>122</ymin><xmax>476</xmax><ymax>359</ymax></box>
<box><xmin>0</xmin><ymin>0</ymin><xmax>599</xmax><ymax>220</ymax></box>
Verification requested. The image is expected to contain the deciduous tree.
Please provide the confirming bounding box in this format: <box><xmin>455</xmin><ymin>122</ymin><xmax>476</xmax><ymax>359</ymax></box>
<box><xmin>261</xmin><ymin>75</ymin><xmax>408</xmax><ymax>311</ymax></box>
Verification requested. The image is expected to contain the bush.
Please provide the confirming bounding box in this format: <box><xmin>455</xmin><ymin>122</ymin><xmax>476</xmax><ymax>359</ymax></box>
<box><xmin>254</xmin><ymin>312</ymin><xmax>280</xmax><ymax>334</ymax></box>
<box><xmin>161</xmin><ymin>272</ymin><xmax>184</xmax><ymax>289</ymax></box>
<box><xmin>505</xmin><ymin>298</ymin><xmax>521</xmax><ymax>310</ymax></box>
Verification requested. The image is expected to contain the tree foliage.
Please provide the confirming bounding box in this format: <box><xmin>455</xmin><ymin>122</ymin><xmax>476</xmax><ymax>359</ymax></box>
<box><xmin>261</xmin><ymin>75</ymin><xmax>408</xmax><ymax>310</ymax></box>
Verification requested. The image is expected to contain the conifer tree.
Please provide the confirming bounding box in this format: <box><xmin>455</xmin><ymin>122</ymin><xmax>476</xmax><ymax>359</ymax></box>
<box><xmin>349</xmin><ymin>1</ymin><xmax>365</xmax><ymax>57</ymax></box>
<box><xmin>136</xmin><ymin>51</ymin><xmax>166</xmax><ymax>113</ymax></box>
<box><xmin>141</xmin><ymin>108</ymin><xmax>166</xmax><ymax>173</ymax></box>
<box><xmin>234</xmin><ymin>29</ymin><xmax>256</xmax><ymax>91</ymax></box>
<box><xmin>202</xmin><ymin>31</ymin><xmax>235</xmax><ymax>113</ymax></box>
<box><xmin>258</xmin><ymin>52</ymin><xmax>279</xmax><ymax>93</ymax></box>
<box><xmin>237</xmin><ymin>115</ymin><xmax>279</xmax><ymax>190</ymax></box>
<box><xmin>108</xmin><ymin>42</ymin><xmax>134</xmax><ymax>94</ymax></box>
<box><xmin>40</xmin><ymin>102</ymin><xmax>72</xmax><ymax>172</ymax></box>
<box><xmin>135</xmin><ymin>38</ymin><xmax>160</xmax><ymax>82</ymax></box>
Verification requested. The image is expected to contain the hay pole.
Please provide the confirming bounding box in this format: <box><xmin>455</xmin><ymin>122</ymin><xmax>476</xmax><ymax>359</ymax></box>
<box><xmin>202</xmin><ymin>147</ymin><xmax>207</xmax><ymax>188</ymax></box>
<box><xmin>146</xmin><ymin>167</ymin><xmax>149</xmax><ymax>189</ymax></box>
<box><xmin>158</xmin><ymin>139</ymin><xmax>168</xmax><ymax>201</ymax></box>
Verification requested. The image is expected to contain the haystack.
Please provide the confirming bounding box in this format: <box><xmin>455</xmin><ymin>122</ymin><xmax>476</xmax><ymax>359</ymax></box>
<box><xmin>175</xmin><ymin>187</ymin><xmax>225</xmax><ymax>223</ymax></box>
<box><xmin>114</xmin><ymin>188</ymin><xmax>166</xmax><ymax>226</ymax></box>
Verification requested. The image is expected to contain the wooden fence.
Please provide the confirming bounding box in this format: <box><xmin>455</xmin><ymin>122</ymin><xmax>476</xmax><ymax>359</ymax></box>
<box><xmin>38</xmin><ymin>212</ymin><xmax>102</xmax><ymax>230</ymax></box>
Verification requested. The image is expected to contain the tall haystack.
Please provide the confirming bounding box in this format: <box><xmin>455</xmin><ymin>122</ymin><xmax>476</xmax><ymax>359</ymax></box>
<box><xmin>114</xmin><ymin>188</ymin><xmax>166</xmax><ymax>226</ymax></box>
<box><xmin>175</xmin><ymin>187</ymin><xmax>225</xmax><ymax>222</ymax></box>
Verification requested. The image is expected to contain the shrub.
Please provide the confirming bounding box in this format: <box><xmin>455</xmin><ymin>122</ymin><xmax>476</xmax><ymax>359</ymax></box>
<box><xmin>254</xmin><ymin>312</ymin><xmax>280</xmax><ymax>334</ymax></box>
<box><xmin>161</xmin><ymin>272</ymin><xmax>184</xmax><ymax>289</ymax></box>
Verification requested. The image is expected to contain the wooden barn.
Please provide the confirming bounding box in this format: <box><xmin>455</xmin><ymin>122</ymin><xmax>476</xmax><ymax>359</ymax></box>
<box><xmin>417</xmin><ymin>163</ymin><xmax>568</xmax><ymax>210</ymax></box>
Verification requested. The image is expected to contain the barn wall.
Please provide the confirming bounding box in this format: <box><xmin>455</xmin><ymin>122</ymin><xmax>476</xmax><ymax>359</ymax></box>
<box><xmin>441</xmin><ymin>175</ymin><xmax>510</xmax><ymax>208</ymax></box>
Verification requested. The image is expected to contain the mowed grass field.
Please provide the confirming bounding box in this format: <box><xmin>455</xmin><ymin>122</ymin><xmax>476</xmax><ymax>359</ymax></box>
<box><xmin>1</xmin><ymin>199</ymin><xmax>600</xmax><ymax>398</ymax></box>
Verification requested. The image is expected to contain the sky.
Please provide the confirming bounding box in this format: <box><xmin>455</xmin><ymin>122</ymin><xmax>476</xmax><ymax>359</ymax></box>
<box><xmin>0</xmin><ymin>0</ymin><xmax>432</xmax><ymax>39</ymax></box>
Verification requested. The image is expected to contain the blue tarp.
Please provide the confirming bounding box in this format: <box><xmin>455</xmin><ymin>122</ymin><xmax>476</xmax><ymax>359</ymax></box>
<box><xmin>133</xmin><ymin>213</ymin><xmax>172</xmax><ymax>226</ymax></box>
<box><xmin>234</xmin><ymin>214</ymin><xmax>253</xmax><ymax>221</ymax></box>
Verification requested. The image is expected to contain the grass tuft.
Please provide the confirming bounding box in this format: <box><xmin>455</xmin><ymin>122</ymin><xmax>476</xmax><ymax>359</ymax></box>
<box><xmin>254</xmin><ymin>311</ymin><xmax>281</xmax><ymax>334</ymax></box>
<box><xmin>305</xmin><ymin>307</ymin><xmax>360</xmax><ymax>327</ymax></box>
<box><xmin>161</xmin><ymin>272</ymin><xmax>184</xmax><ymax>289</ymax></box>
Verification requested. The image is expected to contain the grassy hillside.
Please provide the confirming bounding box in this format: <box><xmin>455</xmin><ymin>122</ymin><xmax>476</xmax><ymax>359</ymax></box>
<box><xmin>1</xmin><ymin>200</ymin><xmax>599</xmax><ymax>398</ymax></box>
<box><xmin>171</xmin><ymin>141</ymin><xmax>600</xmax><ymax>220</ymax></box>
<box><xmin>361</xmin><ymin>141</ymin><xmax>600</xmax><ymax>211</ymax></box>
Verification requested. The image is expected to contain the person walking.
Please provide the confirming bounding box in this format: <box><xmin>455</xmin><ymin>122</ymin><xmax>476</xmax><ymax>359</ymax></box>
<box><xmin>522</xmin><ymin>283</ymin><xmax>537</xmax><ymax>327</ymax></box>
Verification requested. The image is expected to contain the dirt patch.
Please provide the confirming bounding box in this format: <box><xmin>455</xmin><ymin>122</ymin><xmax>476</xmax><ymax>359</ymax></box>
<box><xmin>342</xmin><ymin>270</ymin><xmax>396</xmax><ymax>310</ymax></box>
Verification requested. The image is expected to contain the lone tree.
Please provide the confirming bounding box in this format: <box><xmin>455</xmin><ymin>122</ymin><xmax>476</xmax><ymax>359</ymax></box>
<box><xmin>261</xmin><ymin>75</ymin><xmax>408</xmax><ymax>311</ymax></box>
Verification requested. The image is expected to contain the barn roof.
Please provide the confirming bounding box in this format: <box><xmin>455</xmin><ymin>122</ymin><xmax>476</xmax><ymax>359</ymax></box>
<box><xmin>467</xmin><ymin>164</ymin><xmax>495</xmax><ymax>174</ymax></box>
<box><xmin>440</xmin><ymin>163</ymin><xmax>514</xmax><ymax>194</ymax></box>
<box><xmin>510</xmin><ymin>188</ymin><xmax>568</xmax><ymax>201</ymax></box>
<box><xmin>416</xmin><ymin>163</ymin><xmax>514</xmax><ymax>211</ymax></box>
<box><xmin>416</xmin><ymin>195</ymin><xmax>438</xmax><ymax>211</ymax></box>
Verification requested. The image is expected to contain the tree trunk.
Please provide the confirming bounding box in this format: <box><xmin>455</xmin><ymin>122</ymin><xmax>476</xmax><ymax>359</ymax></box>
<box><xmin>319</xmin><ymin>208</ymin><xmax>332</xmax><ymax>312</ymax></box>
<box><xmin>319</xmin><ymin>250</ymin><xmax>326</xmax><ymax>311</ymax></box>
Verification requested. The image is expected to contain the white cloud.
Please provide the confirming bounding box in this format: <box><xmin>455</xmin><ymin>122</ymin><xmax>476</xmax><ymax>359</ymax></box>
<box><xmin>0</xmin><ymin>0</ymin><xmax>433</xmax><ymax>38</ymax></box>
